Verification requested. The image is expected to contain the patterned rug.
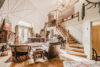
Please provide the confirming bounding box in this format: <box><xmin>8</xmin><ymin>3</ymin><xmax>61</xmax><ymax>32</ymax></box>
<box><xmin>5</xmin><ymin>56</ymin><xmax>12</xmax><ymax>63</ymax></box>
<box><xmin>63</xmin><ymin>61</ymin><xmax>100</xmax><ymax>67</ymax></box>
<box><xmin>5</xmin><ymin>56</ymin><xmax>32</xmax><ymax>63</ymax></box>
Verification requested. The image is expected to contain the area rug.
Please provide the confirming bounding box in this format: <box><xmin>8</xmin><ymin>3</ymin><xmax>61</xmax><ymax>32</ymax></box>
<box><xmin>63</xmin><ymin>61</ymin><xmax>100</xmax><ymax>67</ymax></box>
<box><xmin>5</xmin><ymin>56</ymin><xmax>33</xmax><ymax>63</ymax></box>
<box><xmin>5</xmin><ymin>56</ymin><xmax>12</xmax><ymax>63</ymax></box>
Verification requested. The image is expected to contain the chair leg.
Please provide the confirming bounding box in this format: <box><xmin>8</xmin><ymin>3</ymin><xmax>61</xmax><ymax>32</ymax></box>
<box><xmin>96</xmin><ymin>57</ymin><xmax>98</xmax><ymax>61</ymax></box>
<box><xmin>33</xmin><ymin>55</ymin><xmax>36</xmax><ymax>62</ymax></box>
<box><xmin>42</xmin><ymin>53</ymin><xmax>45</xmax><ymax>60</ymax></box>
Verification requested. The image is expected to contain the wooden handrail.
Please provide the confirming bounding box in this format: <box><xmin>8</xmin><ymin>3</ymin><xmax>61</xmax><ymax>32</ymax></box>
<box><xmin>57</xmin><ymin>25</ymin><xmax>79</xmax><ymax>44</ymax></box>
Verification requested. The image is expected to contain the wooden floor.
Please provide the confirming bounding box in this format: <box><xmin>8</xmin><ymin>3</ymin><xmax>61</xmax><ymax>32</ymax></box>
<box><xmin>10</xmin><ymin>59</ymin><xmax>34</xmax><ymax>67</ymax></box>
<box><xmin>0</xmin><ymin>50</ymin><xmax>73</xmax><ymax>67</ymax></box>
<box><xmin>0</xmin><ymin>50</ymin><xmax>34</xmax><ymax>67</ymax></box>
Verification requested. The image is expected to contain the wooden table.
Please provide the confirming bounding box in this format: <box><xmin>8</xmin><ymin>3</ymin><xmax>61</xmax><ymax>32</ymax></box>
<box><xmin>10</xmin><ymin>42</ymin><xmax>48</xmax><ymax>62</ymax></box>
<box><xmin>10</xmin><ymin>45</ymin><xmax>32</xmax><ymax>62</ymax></box>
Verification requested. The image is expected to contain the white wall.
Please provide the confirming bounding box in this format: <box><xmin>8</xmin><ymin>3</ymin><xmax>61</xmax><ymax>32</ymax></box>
<box><xmin>82</xmin><ymin>21</ymin><xmax>92</xmax><ymax>59</ymax></box>
<box><xmin>82</xmin><ymin>0</ymin><xmax>100</xmax><ymax>59</ymax></box>
<box><xmin>93</xmin><ymin>21</ymin><xmax>100</xmax><ymax>26</ymax></box>
<box><xmin>60</xmin><ymin>0</ymin><xmax>84</xmax><ymax>43</ymax></box>
<box><xmin>62</xmin><ymin>0</ymin><xmax>100</xmax><ymax>59</ymax></box>
<box><xmin>62</xmin><ymin>18</ymin><xmax>83</xmax><ymax>43</ymax></box>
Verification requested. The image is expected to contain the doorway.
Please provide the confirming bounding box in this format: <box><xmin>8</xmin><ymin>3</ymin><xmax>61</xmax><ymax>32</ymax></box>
<box><xmin>92</xmin><ymin>20</ymin><xmax>100</xmax><ymax>60</ymax></box>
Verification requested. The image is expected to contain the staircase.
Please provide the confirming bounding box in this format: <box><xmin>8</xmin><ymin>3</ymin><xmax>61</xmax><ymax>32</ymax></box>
<box><xmin>67</xmin><ymin>32</ymin><xmax>79</xmax><ymax>44</ymax></box>
<box><xmin>56</xmin><ymin>25</ymin><xmax>79</xmax><ymax>44</ymax></box>
<box><xmin>47</xmin><ymin>5</ymin><xmax>87</xmax><ymax>60</ymax></box>
<box><xmin>56</xmin><ymin>25</ymin><xmax>67</xmax><ymax>38</ymax></box>
<box><xmin>67</xmin><ymin>44</ymin><xmax>87</xmax><ymax>58</ymax></box>
<box><xmin>56</xmin><ymin>25</ymin><xmax>87</xmax><ymax>58</ymax></box>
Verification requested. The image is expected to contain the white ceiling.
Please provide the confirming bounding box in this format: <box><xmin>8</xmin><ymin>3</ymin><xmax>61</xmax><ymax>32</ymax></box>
<box><xmin>0</xmin><ymin>0</ymin><xmax>84</xmax><ymax>33</ymax></box>
<box><xmin>0</xmin><ymin>0</ymin><xmax>58</xmax><ymax>33</ymax></box>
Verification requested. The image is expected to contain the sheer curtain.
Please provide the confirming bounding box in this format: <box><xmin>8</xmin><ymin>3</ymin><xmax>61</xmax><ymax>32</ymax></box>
<box><xmin>18</xmin><ymin>28</ymin><xmax>22</xmax><ymax>43</ymax></box>
<box><xmin>24</xmin><ymin>29</ymin><xmax>28</xmax><ymax>42</ymax></box>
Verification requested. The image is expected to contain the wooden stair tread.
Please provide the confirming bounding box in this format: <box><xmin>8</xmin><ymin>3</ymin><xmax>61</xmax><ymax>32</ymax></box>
<box><xmin>68</xmin><ymin>51</ymin><xmax>85</xmax><ymax>55</ymax></box>
<box><xmin>60</xmin><ymin>55</ymin><xmax>74</xmax><ymax>61</ymax></box>
<box><xmin>67</xmin><ymin>51</ymin><xmax>87</xmax><ymax>58</ymax></box>
<box><xmin>69</xmin><ymin>44</ymin><xmax>83</xmax><ymax>46</ymax></box>
<box><xmin>68</xmin><ymin>42</ymin><xmax>79</xmax><ymax>44</ymax></box>
<box><xmin>68</xmin><ymin>53</ymin><xmax>87</xmax><ymax>58</ymax></box>
<box><xmin>68</xmin><ymin>44</ymin><xmax>84</xmax><ymax>49</ymax></box>
<box><xmin>68</xmin><ymin>37</ymin><xmax>73</xmax><ymax>39</ymax></box>
<box><xmin>68</xmin><ymin>41</ymin><xmax>77</xmax><ymax>42</ymax></box>
<box><xmin>60</xmin><ymin>49</ymin><xmax>89</xmax><ymax>61</ymax></box>
<box><xmin>67</xmin><ymin>47</ymin><xmax>84</xmax><ymax>53</ymax></box>
<box><xmin>68</xmin><ymin>41</ymin><xmax>78</xmax><ymax>43</ymax></box>
<box><xmin>68</xmin><ymin>39</ymin><xmax>75</xmax><ymax>41</ymax></box>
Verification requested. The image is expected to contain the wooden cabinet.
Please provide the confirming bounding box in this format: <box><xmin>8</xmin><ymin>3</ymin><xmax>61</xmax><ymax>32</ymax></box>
<box><xmin>28</xmin><ymin>37</ymin><xmax>45</xmax><ymax>43</ymax></box>
<box><xmin>0</xmin><ymin>30</ymin><xmax>15</xmax><ymax>44</ymax></box>
<box><xmin>48</xmin><ymin>42</ymin><xmax>61</xmax><ymax>59</ymax></box>
<box><xmin>0</xmin><ymin>31</ymin><xmax>7</xmax><ymax>43</ymax></box>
